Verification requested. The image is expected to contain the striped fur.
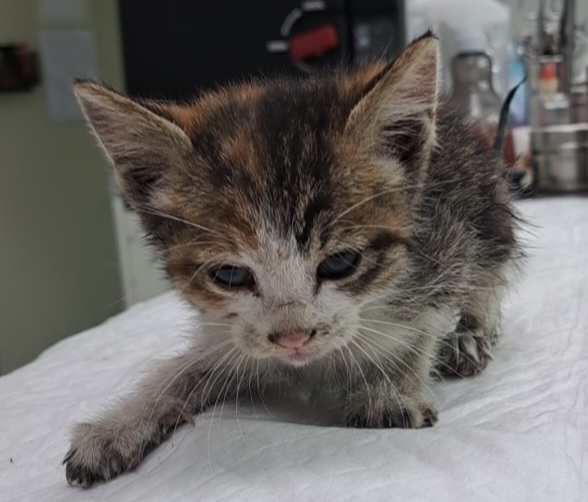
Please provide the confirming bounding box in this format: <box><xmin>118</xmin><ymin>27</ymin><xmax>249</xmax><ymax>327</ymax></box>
<box><xmin>65</xmin><ymin>33</ymin><xmax>519</xmax><ymax>487</ymax></box>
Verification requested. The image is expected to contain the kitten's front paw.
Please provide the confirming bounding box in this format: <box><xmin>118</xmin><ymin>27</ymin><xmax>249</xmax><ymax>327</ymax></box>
<box><xmin>343</xmin><ymin>393</ymin><xmax>438</xmax><ymax>429</ymax></box>
<box><xmin>64</xmin><ymin>403</ymin><xmax>194</xmax><ymax>488</ymax></box>
<box><xmin>64</xmin><ymin>422</ymin><xmax>145</xmax><ymax>488</ymax></box>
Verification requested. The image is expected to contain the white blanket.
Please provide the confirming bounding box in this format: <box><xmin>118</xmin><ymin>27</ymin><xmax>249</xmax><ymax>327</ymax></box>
<box><xmin>1</xmin><ymin>197</ymin><xmax>587</xmax><ymax>502</ymax></box>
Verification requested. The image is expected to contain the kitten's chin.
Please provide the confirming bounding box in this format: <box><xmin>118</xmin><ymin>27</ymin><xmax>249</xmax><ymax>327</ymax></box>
<box><xmin>272</xmin><ymin>349</ymin><xmax>319</xmax><ymax>367</ymax></box>
<box><xmin>282</xmin><ymin>358</ymin><xmax>310</xmax><ymax>368</ymax></box>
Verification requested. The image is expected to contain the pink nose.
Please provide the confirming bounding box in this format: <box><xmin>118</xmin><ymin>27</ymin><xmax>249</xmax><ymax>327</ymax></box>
<box><xmin>274</xmin><ymin>331</ymin><xmax>311</xmax><ymax>349</ymax></box>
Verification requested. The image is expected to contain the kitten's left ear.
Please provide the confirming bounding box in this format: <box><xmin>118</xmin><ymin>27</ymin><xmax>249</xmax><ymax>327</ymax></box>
<box><xmin>345</xmin><ymin>32</ymin><xmax>440</xmax><ymax>170</ymax></box>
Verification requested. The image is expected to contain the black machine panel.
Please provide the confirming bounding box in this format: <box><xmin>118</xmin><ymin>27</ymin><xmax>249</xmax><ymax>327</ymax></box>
<box><xmin>119</xmin><ymin>0</ymin><xmax>405</xmax><ymax>99</ymax></box>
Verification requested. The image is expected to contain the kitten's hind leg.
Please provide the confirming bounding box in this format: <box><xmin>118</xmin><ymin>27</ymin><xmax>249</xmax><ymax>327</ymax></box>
<box><xmin>435</xmin><ymin>280</ymin><xmax>503</xmax><ymax>378</ymax></box>
<box><xmin>435</xmin><ymin>314</ymin><xmax>495</xmax><ymax>377</ymax></box>
<box><xmin>64</xmin><ymin>343</ymin><xmax>241</xmax><ymax>488</ymax></box>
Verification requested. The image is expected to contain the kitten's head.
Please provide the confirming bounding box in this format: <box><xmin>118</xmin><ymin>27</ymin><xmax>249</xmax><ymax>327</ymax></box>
<box><xmin>75</xmin><ymin>33</ymin><xmax>439</xmax><ymax>366</ymax></box>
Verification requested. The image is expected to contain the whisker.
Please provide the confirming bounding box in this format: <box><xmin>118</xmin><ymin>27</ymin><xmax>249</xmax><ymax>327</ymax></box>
<box><xmin>342</xmin><ymin>344</ymin><xmax>373</xmax><ymax>423</ymax></box>
<box><xmin>232</xmin><ymin>352</ymin><xmax>249</xmax><ymax>432</ymax></box>
<box><xmin>199</xmin><ymin>348</ymin><xmax>240</xmax><ymax>412</ymax></box>
<box><xmin>144</xmin><ymin>339</ymin><xmax>233</xmax><ymax>426</ymax></box>
<box><xmin>349</xmin><ymin>338</ymin><xmax>410</xmax><ymax>426</ymax></box>
<box><xmin>327</xmin><ymin>187</ymin><xmax>406</xmax><ymax>229</ymax></box>
<box><xmin>245</xmin><ymin>355</ymin><xmax>259</xmax><ymax>419</ymax></box>
<box><xmin>327</xmin><ymin>176</ymin><xmax>487</xmax><ymax>230</ymax></box>
<box><xmin>133</xmin><ymin>204</ymin><xmax>227</xmax><ymax>240</ymax></box>
<box><xmin>348</xmin><ymin>338</ymin><xmax>394</xmax><ymax>388</ymax></box>
<box><xmin>170</xmin><ymin>347</ymin><xmax>239</xmax><ymax>440</ymax></box>
<box><xmin>180</xmin><ymin>257</ymin><xmax>217</xmax><ymax>295</ymax></box>
<box><xmin>353</xmin><ymin>331</ymin><xmax>437</xmax><ymax>401</ymax></box>
<box><xmin>358</xmin><ymin>320</ymin><xmax>462</xmax><ymax>358</ymax></box>
<box><xmin>165</xmin><ymin>240</ymin><xmax>226</xmax><ymax>252</ymax></box>
<box><xmin>356</xmin><ymin>323</ymin><xmax>472</xmax><ymax>381</ymax></box>
<box><xmin>196</xmin><ymin>321</ymin><xmax>234</xmax><ymax>328</ymax></box>
<box><xmin>205</xmin><ymin>349</ymin><xmax>242</xmax><ymax>456</ymax></box>
<box><xmin>215</xmin><ymin>351</ymin><xmax>244</xmax><ymax>418</ymax></box>
<box><xmin>336</xmin><ymin>346</ymin><xmax>353</xmax><ymax>399</ymax></box>
<box><xmin>255</xmin><ymin>358</ymin><xmax>273</xmax><ymax>417</ymax></box>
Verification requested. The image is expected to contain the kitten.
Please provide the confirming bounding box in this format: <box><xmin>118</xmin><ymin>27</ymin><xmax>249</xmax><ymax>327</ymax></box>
<box><xmin>65</xmin><ymin>33</ymin><xmax>518</xmax><ymax>488</ymax></box>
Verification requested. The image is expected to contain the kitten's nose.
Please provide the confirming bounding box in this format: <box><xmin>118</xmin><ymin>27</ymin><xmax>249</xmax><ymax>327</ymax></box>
<box><xmin>268</xmin><ymin>330</ymin><xmax>315</xmax><ymax>349</ymax></box>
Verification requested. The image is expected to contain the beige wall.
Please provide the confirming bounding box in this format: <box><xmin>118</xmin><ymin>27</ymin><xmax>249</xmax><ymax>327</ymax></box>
<box><xmin>0</xmin><ymin>0</ymin><xmax>124</xmax><ymax>374</ymax></box>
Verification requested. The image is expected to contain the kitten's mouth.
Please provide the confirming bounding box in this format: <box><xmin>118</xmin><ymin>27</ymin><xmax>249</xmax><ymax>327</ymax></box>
<box><xmin>277</xmin><ymin>347</ymin><xmax>316</xmax><ymax>365</ymax></box>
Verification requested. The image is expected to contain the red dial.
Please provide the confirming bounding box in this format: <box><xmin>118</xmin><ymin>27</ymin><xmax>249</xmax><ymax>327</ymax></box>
<box><xmin>288</xmin><ymin>24</ymin><xmax>339</xmax><ymax>61</ymax></box>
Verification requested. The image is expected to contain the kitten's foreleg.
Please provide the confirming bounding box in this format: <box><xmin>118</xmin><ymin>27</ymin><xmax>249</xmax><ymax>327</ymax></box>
<box><xmin>342</xmin><ymin>355</ymin><xmax>438</xmax><ymax>429</ymax></box>
<box><xmin>64</xmin><ymin>344</ymin><xmax>236</xmax><ymax>488</ymax></box>
<box><xmin>343</xmin><ymin>308</ymin><xmax>456</xmax><ymax>428</ymax></box>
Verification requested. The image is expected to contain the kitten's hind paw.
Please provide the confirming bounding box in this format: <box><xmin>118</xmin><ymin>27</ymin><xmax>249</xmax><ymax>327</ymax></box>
<box><xmin>436</xmin><ymin>328</ymin><xmax>493</xmax><ymax>378</ymax></box>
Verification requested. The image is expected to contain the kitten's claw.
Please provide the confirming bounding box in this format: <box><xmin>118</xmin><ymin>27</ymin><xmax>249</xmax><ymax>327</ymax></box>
<box><xmin>64</xmin><ymin>423</ymin><xmax>143</xmax><ymax>488</ymax></box>
<box><xmin>436</xmin><ymin>328</ymin><xmax>493</xmax><ymax>377</ymax></box>
<box><xmin>343</xmin><ymin>394</ymin><xmax>438</xmax><ymax>429</ymax></box>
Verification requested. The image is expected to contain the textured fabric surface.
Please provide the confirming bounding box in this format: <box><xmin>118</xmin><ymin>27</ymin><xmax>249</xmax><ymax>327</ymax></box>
<box><xmin>1</xmin><ymin>197</ymin><xmax>587</xmax><ymax>502</ymax></box>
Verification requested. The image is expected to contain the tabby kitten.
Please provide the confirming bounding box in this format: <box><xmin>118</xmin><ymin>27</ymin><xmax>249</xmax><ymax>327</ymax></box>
<box><xmin>65</xmin><ymin>33</ymin><xmax>517</xmax><ymax>488</ymax></box>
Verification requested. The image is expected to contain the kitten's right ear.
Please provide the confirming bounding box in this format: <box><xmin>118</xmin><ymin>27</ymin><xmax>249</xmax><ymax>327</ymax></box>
<box><xmin>73</xmin><ymin>80</ymin><xmax>192</xmax><ymax>208</ymax></box>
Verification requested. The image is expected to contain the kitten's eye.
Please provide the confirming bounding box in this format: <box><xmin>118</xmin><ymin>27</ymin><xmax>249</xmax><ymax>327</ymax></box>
<box><xmin>317</xmin><ymin>251</ymin><xmax>360</xmax><ymax>280</ymax></box>
<box><xmin>209</xmin><ymin>266</ymin><xmax>255</xmax><ymax>290</ymax></box>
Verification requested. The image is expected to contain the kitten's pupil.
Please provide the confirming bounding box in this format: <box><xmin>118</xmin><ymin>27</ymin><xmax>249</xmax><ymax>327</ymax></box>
<box><xmin>210</xmin><ymin>266</ymin><xmax>254</xmax><ymax>290</ymax></box>
<box><xmin>317</xmin><ymin>251</ymin><xmax>360</xmax><ymax>280</ymax></box>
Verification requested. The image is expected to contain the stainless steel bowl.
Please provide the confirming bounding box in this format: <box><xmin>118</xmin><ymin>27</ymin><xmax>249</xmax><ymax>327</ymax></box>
<box><xmin>531</xmin><ymin>124</ymin><xmax>588</xmax><ymax>192</ymax></box>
